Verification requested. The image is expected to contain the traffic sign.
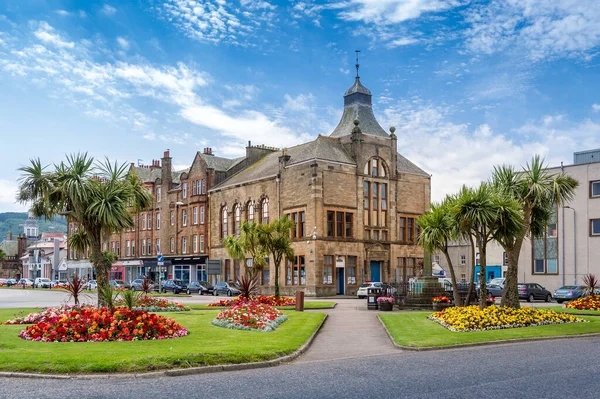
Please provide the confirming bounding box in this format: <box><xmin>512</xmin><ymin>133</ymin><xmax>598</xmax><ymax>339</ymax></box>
<box><xmin>157</xmin><ymin>254</ymin><xmax>164</xmax><ymax>262</ymax></box>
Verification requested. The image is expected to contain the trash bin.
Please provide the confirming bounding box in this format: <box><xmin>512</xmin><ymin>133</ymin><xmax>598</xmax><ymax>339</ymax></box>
<box><xmin>295</xmin><ymin>291</ymin><xmax>305</xmax><ymax>312</ymax></box>
<box><xmin>367</xmin><ymin>287</ymin><xmax>382</xmax><ymax>310</ymax></box>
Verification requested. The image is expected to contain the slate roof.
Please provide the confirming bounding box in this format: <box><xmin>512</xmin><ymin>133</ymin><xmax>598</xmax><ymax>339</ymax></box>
<box><xmin>211</xmin><ymin>136</ymin><xmax>355</xmax><ymax>190</ymax></box>
<box><xmin>0</xmin><ymin>240</ymin><xmax>18</xmax><ymax>257</ymax></box>
<box><xmin>397</xmin><ymin>153</ymin><xmax>429</xmax><ymax>177</ymax></box>
<box><xmin>132</xmin><ymin>167</ymin><xmax>161</xmax><ymax>183</ymax></box>
<box><xmin>199</xmin><ymin>153</ymin><xmax>244</xmax><ymax>172</ymax></box>
<box><xmin>344</xmin><ymin>77</ymin><xmax>372</xmax><ymax>96</ymax></box>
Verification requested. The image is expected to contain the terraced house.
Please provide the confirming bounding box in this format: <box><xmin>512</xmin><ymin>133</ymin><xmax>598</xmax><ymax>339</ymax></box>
<box><xmin>209</xmin><ymin>76</ymin><xmax>431</xmax><ymax>296</ymax></box>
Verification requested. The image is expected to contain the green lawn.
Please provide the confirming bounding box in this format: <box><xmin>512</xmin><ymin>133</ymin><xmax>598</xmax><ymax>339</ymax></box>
<box><xmin>538</xmin><ymin>306</ymin><xmax>600</xmax><ymax>316</ymax></box>
<box><xmin>188</xmin><ymin>301</ymin><xmax>336</xmax><ymax>310</ymax></box>
<box><xmin>380</xmin><ymin>311</ymin><xmax>600</xmax><ymax>348</ymax></box>
<box><xmin>0</xmin><ymin>308</ymin><xmax>325</xmax><ymax>374</ymax></box>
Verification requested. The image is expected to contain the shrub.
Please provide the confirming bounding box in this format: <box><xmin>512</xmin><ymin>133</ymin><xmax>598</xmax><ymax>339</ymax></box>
<box><xmin>237</xmin><ymin>274</ymin><xmax>259</xmax><ymax>299</ymax></box>
<box><xmin>212</xmin><ymin>303</ymin><xmax>287</xmax><ymax>332</ymax></box>
<box><xmin>65</xmin><ymin>273</ymin><xmax>87</xmax><ymax>306</ymax></box>
<box><xmin>430</xmin><ymin>305</ymin><xmax>584</xmax><ymax>332</ymax></box>
<box><xmin>120</xmin><ymin>289</ymin><xmax>142</xmax><ymax>310</ymax></box>
<box><xmin>583</xmin><ymin>274</ymin><xmax>599</xmax><ymax>297</ymax></box>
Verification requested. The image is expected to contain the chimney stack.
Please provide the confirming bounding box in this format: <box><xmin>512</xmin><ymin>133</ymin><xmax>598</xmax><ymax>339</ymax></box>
<box><xmin>161</xmin><ymin>150</ymin><xmax>172</xmax><ymax>191</ymax></box>
<box><xmin>6</xmin><ymin>231</ymin><xmax>13</xmax><ymax>241</ymax></box>
<box><xmin>203</xmin><ymin>148</ymin><xmax>213</xmax><ymax>156</ymax></box>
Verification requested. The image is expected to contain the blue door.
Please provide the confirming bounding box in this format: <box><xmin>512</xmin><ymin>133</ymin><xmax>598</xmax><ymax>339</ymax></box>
<box><xmin>336</xmin><ymin>268</ymin><xmax>345</xmax><ymax>295</ymax></box>
<box><xmin>370</xmin><ymin>261</ymin><xmax>381</xmax><ymax>282</ymax></box>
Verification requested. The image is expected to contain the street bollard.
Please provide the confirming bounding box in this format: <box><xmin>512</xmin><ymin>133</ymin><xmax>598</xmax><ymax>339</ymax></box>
<box><xmin>295</xmin><ymin>291</ymin><xmax>305</xmax><ymax>312</ymax></box>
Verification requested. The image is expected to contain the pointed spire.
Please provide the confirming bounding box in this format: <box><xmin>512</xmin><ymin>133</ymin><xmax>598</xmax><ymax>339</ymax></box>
<box><xmin>355</xmin><ymin>50</ymin><xmax>361</xmax><ymax>79</ymax></box>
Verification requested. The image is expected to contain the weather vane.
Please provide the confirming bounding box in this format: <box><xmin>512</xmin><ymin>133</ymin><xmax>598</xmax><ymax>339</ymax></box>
<box><xmin>355</xmin><ymin>50</ymin><xmax>361</xmax><ymax>78</ymax></box>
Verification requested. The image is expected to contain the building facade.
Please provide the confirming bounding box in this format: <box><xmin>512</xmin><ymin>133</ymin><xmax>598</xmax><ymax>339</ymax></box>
<box><xmin>208</xmin><ymin>76</ymin><xmax>431</xmax><ymax>296</ymax></box>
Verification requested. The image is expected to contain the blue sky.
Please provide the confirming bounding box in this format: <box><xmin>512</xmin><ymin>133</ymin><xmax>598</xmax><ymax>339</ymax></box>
<box><xmin>1</xmin><ymin>0</ymin><xmax>599</xmax><ymax>212</ymax></box>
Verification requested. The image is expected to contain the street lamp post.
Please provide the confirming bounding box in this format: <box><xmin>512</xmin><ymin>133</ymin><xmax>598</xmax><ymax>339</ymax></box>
<box><xmin>564</xmin><ymin>206</ymin><xmax>576</xmax><ymax>285</ymax></box>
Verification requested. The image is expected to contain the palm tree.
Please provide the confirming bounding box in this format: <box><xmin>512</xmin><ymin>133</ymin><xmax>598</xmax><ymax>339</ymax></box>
<box><xmin>492</xmin><ymin>156</ymin><xmax>578</xmax><ymax>308</ymax></box>
<box><xmin>17</xmin><ymin>154</ymin><xmax>153</xmax><ymax>307</ymax></box>
<box><xmin>223</xmin><ymin>221</ymin><xmax>267</xmax><ymax>298</ymax></box>
<box><xmin>453</xmin><ymin>183</ymin><xmax>523</xmax><ymax>309</ymax></box>
<box><xmin>257</xmin><ymin>216</ymin><xmax>295</xmax><ymax>298</ymax></box>
<box><xmin>418</xmin><ymin>198</ymin><xmax>464</xmax><ymax>306</ymax></box>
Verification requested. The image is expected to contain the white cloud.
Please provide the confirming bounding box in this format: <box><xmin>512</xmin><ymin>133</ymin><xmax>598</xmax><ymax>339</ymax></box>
<box><xmin>593</xmin><ymin>104</ymin><xmax>600</xmax><ymax>112</ymax></box>
<box><xmin>380</xmin><ymin>100</ymin><xmax>600</xmax><ymax>201</ymax></box>
<box><xmin>33</xmin><ymin>21</ymin><xmax>74</xmax><ymax>49</ymax></box>
<box><xmin>283</xmin><ymin>93</ymin><xmax>315</xmax><ymax>113</ymax></box>
<box><xmin>464</xmin><ymin>0</ymin><xmax>600</xmax><ymax>62</ymax></box>
<box><xmin>387</xmin><ymin>37</ymin><xmax>419</xmax><ymax>48</ymax></box>
<box><xmin>55</xmin><ymin>10</ymin><xmax>71</xmax><ymax>16</ymax></box>
<box><xmin>101</xmin><ymin>4</ymin><xmax>117</xmax><ymax>16</ymax></box>
<box><xmin>0</xmin><ymin>179</ymin><xmax>27</xmax><ymax>212</ymax></box>
<box><xmin>157</xmin><ymin>0</ymin><xmax>277</xmax><ymax>47</ymax></box>
<box><xmin>336</xmin><ymin>0</ymin><xmax>465</xmax><ymax>24</ymax></box>
<box><xmin>116</xmin><ymin>37</ymin><xmax>129</xmax><ymax>50</ymax></box>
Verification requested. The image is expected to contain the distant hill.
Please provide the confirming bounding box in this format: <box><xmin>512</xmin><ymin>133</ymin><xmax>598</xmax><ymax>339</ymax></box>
<box><xmin>0</xmin><ymin>212</ymin><xmax>67</xmax><ymax>240</ymax></box>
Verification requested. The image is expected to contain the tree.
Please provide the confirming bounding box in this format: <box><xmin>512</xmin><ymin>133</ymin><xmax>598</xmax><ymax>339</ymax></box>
<box><xmin>0</xmin><ymin>248</ymin><xmax>5</xmax><ymax>263</ymax></box>
<box><xmin>492</xmin><ymin>156</ymin><xmax>578</xmax><ymax>308</ymax></box>
<box><xmin>17</xmin><ymin>154</ymin><xmax>152</xmax><ymax>307</ymax></box>
<box><xmin>417</xmin><ymin>198</ymin><xmax>464</xmax><ymax>306</ymax></box>
<box><xmin>223</xmin><ymin>221</ymin><xmax>267</xmax><ymax>298</ymax></box>
<box><xmin>257</xmin><ymin>216</ymin><xmax>295</xmax><ymax>298</ymax></box>
<box><xmin>453</xmin><ymin>183</ymin><xmax>523</xmax><ymax>309</ymax></box>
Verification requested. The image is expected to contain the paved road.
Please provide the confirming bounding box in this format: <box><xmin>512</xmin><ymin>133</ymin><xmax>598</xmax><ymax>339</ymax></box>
<box><xmin>2</xmin><ymin>337</ymin><xmax>600</xmax><ymax>398</ymax></box>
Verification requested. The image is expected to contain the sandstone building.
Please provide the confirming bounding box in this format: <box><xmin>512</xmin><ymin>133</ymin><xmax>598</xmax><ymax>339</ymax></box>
<box><xmin>209</xmin><ymin>76</ymin><xmax>430</xmax><ymax>296</ymax></box>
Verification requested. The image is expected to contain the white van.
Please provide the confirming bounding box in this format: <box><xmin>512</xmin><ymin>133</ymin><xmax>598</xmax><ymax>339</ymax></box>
<box><xmin>34</xmin><ymin>277</ymin><xmax>52</xmax><ymax>288</ymax></box>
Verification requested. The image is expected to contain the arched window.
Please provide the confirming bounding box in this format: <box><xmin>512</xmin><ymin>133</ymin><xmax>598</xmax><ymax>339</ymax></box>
<box><xmin>247</xmin><ymin>202</ymin><xmax>255</xmax><ymax>224</ymax></box>
<box><xmin>262</xmin><ymin>198</ymin><xmax>269</xmax><ymax>224</ymax></box>
<box><xmin>363</xmin><ymin>158</ymin><xmax>387</xmax><ymax>177</ymax></box>
<box><xmin>221</xmin><ymin>207</ymin><xmax>228</xmax><ymax>239</ymax></box>
<box><xmin>234</xmin><ymin>204</ymin><xmax>241</xmax><ymax>236</ymax></box>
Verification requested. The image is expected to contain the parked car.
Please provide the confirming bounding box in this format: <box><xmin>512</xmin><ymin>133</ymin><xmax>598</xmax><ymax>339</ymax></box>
<box><xmin>488</xmin><ymin>278</ymin><xmax>506</xmax><ymax>288</ymax></box>
<box><xmin>6</xmin><ymin>278</ymin><xmax>18</xmax><ymax>286</ymax></box>
<box><xmin>130</xmin><ymin>279</ymin><xmax>154</xmax><ymax>291</ymax></box>
<box><xmin>477</xmin><ymin>283</ymin><xmax>504</xmax><ymax>298</ymax></box>
<box><xmin>186</xmin><ymin>281</ymin><xmax>214</xmax><ymax>295</ymax></box>
<box><xmin>553</xmin><ymin>285</ymin><xmax>587</xmax><ymax>303</ymax></box>
<box><xmin>357</xmin><ymin>282</ymin><xmax>383</xmax><ymax>299</ymax></box>
<box><xmin>161</xmin><ymin>279</ymin><xmax>188</xmax><ymax>294</ymax></box>
<box><xmin>19</xmin><ymin>278</ymin><xmax>34</xmax><ymax>287</ymax></box>
<box><xmin>33</xmin><ymin>278</ymin><xmax>52</xmax><ymax>288</ymax></box>
<box><xmin>213</xmin><ymin>282</ymin><xmax>241</xmax><ymax>296</ymax></box>
<box><xmin>85</xmin><ymin>280</ymin><xmax>97</xmax><ymax>290</ymax></box>
<box><xmin>52</xmin><ymin>280</ymin><xmax>68</xmax><ymax>288</ymax></box>
<box><xmin>518</xmin><ymin>283</ymin><xmax>552</xmax><ymax>302</ymax></box>
<box><xmin>109</xmin><ymin>280</ymin><xmax>128</xmax><ymax>289</ymax></box>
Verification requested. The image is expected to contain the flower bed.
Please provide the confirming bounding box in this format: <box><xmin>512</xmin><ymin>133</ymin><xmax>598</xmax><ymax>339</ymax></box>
<box><xmin>16</xmin><ymin>306</ymin><xmax>187</xmax><ymax>342</ymax></box>
<box><xmin>565</xmin><ymin>295</ymin><xmax>600</xmax><ymax>310</ymax></box>
<box><xmin>208</xmin><ymin>295</ymin><xmax>296</xmax><ymax>308</ymax></box>
<box><xmin>430</xmin><ymin>305</ymin><xmax>584</xmax><ymax>332</ymax></box>
<box><xmin>377</xmin><ymin>296</ymin><xmax>395</xmax><ymax>304</ymax></box>
<box><xmin>114</xmin><ymin>296</ymin><xmax>190</xmax><ymax>312</ymax></box>
<box><xmin>432</xmin><ymin>296</ymin><xmax>451</xmax><ymax>304</ymax></box>
<box><xmin>4</xmin><ymin>305</ymin><xmax>90</xmax><ymax>325</ymax></box>
<box><xmin>212</xmin><ymin>303</ymin><xmax>287</xmax><ymax>332</ymax></box>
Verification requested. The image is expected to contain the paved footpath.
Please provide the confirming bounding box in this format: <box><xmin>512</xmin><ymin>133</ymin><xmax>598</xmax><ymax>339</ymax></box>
<box><xmin>295</xmin><ymin>299</ymin><xmax>397</xmax><ymax>363</ymax></box>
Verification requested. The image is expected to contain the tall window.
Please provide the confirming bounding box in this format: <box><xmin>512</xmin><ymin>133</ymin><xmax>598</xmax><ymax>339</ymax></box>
<box><xmin>148</xmin><ymin>214</ymin><xmax>152</xmax><ymax>230</ymax></box>
<box><xmin>286</xmin><ymin>255</ymin><xmax>305</xmax><ymax>286</ymax></box>
<box><xmin>182</xmin><ymin>237</ymin><xmax>187</xmax><ymax>254</ymax></box>
<box><xmin>170</xmin><ymin>237</ymin><xmax>175</xmax><ymax>253</ymax></box>
<box><xmin>364</xmin><ymin>179</ymin><xmax>388</xmax><ymax>236</ymax></box>
<box><xmin>234</xmin><ymin>204</ymin><xmax>241</xmax><ymax>236</ymax></box>
<box><xmin>200</xmin><ymin>235</ymin><xmax>205</xmax><ymax>252</ymax></box>
<box><xmin>286</xmin><ymin>211</ymin><xmax>306</xmax><ymax>239</ymax></box>
<box><xmin>156</xmin><ymin>187</ymin><xmax>161</xmax><ymax>202</ymax></box>
<box><xmin>533</xmin><ymin>207</ymin><xmax>558</xmax><ymax>274</ymax></box>
<box><xmin>460</xmin><ymin>254</ymin><xmax>466</xmax><ymax>265</ymax></box>
<box><xmin>193</xmin><ymin>207</ymin><xmax>198</xmax><ymax>224</ymax></box>
<box><xmin>116</xmin><ymin>242</ymin><xmax>120</xmax><ymax>256</ymax></box>
<box><xmin>591</xmin><ymin>181</ymin><xmax>600</xmax><ymax>197</ymax></box>
<box><xmin>261</xmin><ymin>198</ymin><xmax>269</xmax><ymax>224</ymax></box>
<box><xmin>182</xmin><ymin>182</ymin><xmax>188</xmax><ymax>198</ymax></box>
<box><xmin>200</xmin><ymin>206</ymin><xmax>205</xmax><ymax>224</ymax></box>
<box><xmin>147</xmin><ymin>239</ymin><xmax>151</xmax><ymax>255</ymax></box>
<box><xmin>247</xmin><ymin>203</ymin><xmax>254</xmax><ymax>223</ymax></box>
<box><xmin>142</xmin><ymin>239</ymin><xmax>146</xmax><ymax>255</ymax></box>
<box><xmin>131</xmin><ymin>240</ymin><xmax>135</xmax><ymax>256</ymax></box>
<box><xmin>323</xmin><ymin>255</ymin><xmax>334</xmax><ymax>285</ymax></box>
<box><xmin>192</xmin><ymin>180</ymin><xmax>197</xmax><ymax>195</ymax></box>
<box><xmin>347</xmin><ymin>256</ymin><xmax>357</xmax><ymax>285</ymax></box>
<box><xmin>182</xmin><ymin>209</ymin><xmax>187</xmax><ymax>226</ymax></box>
<box><xmin>156</xmin><ymin>212</ymin><xmax>160</xmax><ymax>229</ymax></box>
<box><xmin>155</xmin><ymin>238</ymin><xmax>160</xmax><ymax>254</ymax></box>
<box><xmin>363</xmin><ymin>158</ymin><xmax>386</xmax><ymax>177</ymax></box>
<box><xmin>142</xmin><ymin>213</ymin><xmax>147</xmax><ymax>230</ymax></box>
<box><xmin>221</xmin><ymin>207</ymin><xmax>228</xmax><ymax>238</ymax></box>
<box><xmin>126</xmin><ymin>240</ymin><xmax>131</xmax><ymax>256</ymax></box>
<box><xmin>326</xmin><ymin>211</ymin><xmax>353</xmax><ymax>238</ymax></box>
<box><xmin>592</xmin><ymin>219</ymin><xmax>600</xmax><ymax>236</ymax></box>
<box><xmin>398</xmin><ymin>216</ymin><xmax>418</xmax><ymax>243</ymax></box>
<box><xmin>193</xmin><ymin>235</ymin><xmax>198</xmax><ymax>253</ymax></box>
<box><xmin>225</xmin><ymin>259</ymin><xmax>231</xmax><ymax>282</ymax></box>
<box><xmin>170</xmin><ymin>211</ymin><xmax>175</xmax><ymax>225</ymax></box>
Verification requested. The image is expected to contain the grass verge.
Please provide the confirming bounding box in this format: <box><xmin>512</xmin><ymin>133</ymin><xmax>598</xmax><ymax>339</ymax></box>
<box><xmin>538</xmin><ymin>306</ymin><xmax>600</xmax><ymax>316</ymax></box>
<box><xmin>380</xmin><ymin>311</ymin><xmax>600</xmax><ymax>348</ymax></box>
<box><xmin>188</xmin><ymin>301</ymin><xmax>336</xmax><ymax>310</ymax></box>
<box><xmin>0</xmin><ymin>308</ymin><xmax>325</xmax><ymax>374</ymax></box>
